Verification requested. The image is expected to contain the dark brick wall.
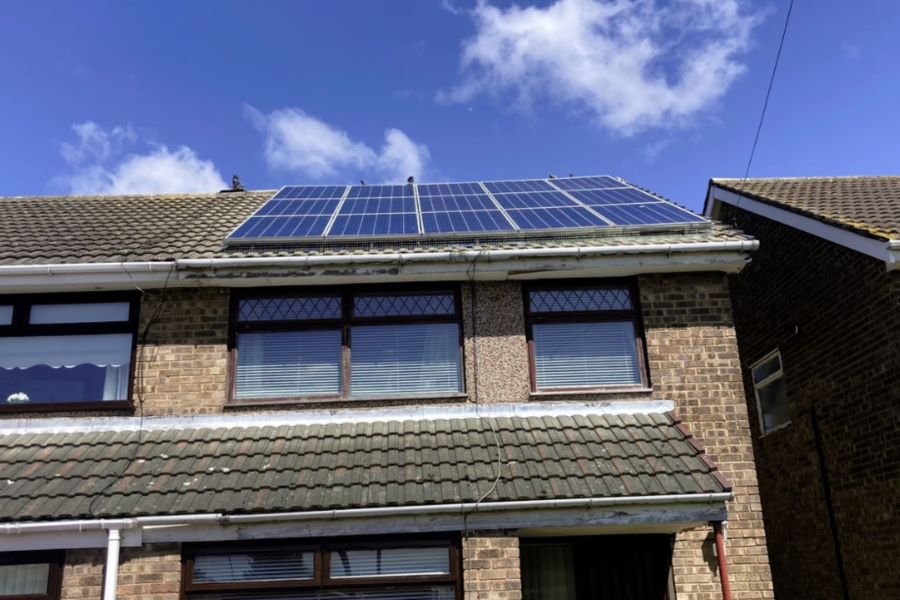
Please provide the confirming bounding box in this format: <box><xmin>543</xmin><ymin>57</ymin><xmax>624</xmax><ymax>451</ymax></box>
<box><xmin>718</xmin><ymin>203</ymin><xmax>900</xmax><ymax>600</ymax></box>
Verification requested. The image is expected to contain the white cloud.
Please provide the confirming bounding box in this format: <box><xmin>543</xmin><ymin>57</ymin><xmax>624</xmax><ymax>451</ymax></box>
<box><xmin>439</xmin><ymin>0</ymin><xmax>761</xmax><ymax>135</ymax></box>
<box><xmin>246</xmin><ymin>105</ymin><xmax>430</xmax><ymax>183</ymax></box>
<box><xmin>56</xmin><ymin>122</ymin><xmax>226</xmax><ymax>195</ymax></box>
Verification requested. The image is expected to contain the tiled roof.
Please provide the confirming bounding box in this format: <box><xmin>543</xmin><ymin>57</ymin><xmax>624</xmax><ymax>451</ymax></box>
<box><xmin>713</xmin><ymin>176</ymin><xmax>900</xmax><ymax>241</ymax></box>
<box><xmin>0</xmin><ymin>412</ymin><xmax>728</xmax><ymax>522</ymax></box>
<box><xmin>0</xmin><ymin>191</ymin><xmax>751</xmax><ymax>265</ymax></box>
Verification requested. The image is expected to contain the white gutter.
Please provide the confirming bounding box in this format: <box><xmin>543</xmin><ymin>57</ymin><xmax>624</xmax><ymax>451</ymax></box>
<box><xmin>173</xmin><ymin>240</ymin><xmax>759</xmax><ymax>270</ymax></box>
<box><xmin>0</xmin><ymin>493</ymin><xmax>733</xmax><ymax>537</ymax></box>
<box><xmin>102</xmin><ymin>529</ymin><xmax>121</xmax><ymax>600</ymax></box>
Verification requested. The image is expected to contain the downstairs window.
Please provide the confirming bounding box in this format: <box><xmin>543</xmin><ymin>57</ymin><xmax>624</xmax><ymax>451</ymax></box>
<box><xmin>0</xmin><ymin>294</ymin><xmax>138</xmax><ymax>411</ymax></box>
<box><xmin>183</xmin><ymin>538</ymin><xmax>460</xmax><ymax>599</ymax></box>
<box><xmin>0</xmin><ymin>552</ymin><xmax>62</xmax><ymax>599</ymax></box>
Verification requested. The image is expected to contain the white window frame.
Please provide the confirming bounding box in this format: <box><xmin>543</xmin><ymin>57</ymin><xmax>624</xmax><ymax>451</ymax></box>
<box><xmin>750</xmin><ymin>349</ymin><xmax>791</xmax><ymax>435</ymax></box>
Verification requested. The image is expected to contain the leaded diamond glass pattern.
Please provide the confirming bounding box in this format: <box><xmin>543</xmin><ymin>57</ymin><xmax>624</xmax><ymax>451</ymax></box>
<box><xmin>529</xmin><ymin>288</ymin><xmax>632</xmax><ymax>313</ymax></box>
<box><xmin>239</xmin><ymin>297</ymin><xmax>342</xmax><ymax>321</ymax></box>
<box><xmin>354</xmin><ymin>294</ymin><xmax>456</xmax><ymax>318</ymax></box>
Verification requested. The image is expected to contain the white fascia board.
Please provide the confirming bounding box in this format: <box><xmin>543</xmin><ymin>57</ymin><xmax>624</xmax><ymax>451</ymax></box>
<box><xmin>0</xmin><ymin>400</ymin><xmax>675</xmax><ymax>434</ymax></box>
<box><xmin>710</xmin><ymin>185</ymin><xmax>900</xmax><ymax>269</ymax></box>
<box><xmin>0</xmin><ymin>241</ymin><xmax>757</xmax><ymax>292</ymax></box>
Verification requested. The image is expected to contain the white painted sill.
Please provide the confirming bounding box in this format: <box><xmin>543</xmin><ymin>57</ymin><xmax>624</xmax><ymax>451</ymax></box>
<box><xmin>529</xmin><ymin>387</ymin><xmax>653</xmax><ymax>398</ymax></box>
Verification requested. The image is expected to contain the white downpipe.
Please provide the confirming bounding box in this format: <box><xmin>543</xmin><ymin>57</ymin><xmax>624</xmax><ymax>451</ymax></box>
<box><xmin>103</xmin><ymin>529</ymin><xmax>121</xmax><ymax>600</ymax></box>
<box><xmin>0</xmin><ymin>492</ymin><xmax>733</xmax><ymax>536</ymax></box>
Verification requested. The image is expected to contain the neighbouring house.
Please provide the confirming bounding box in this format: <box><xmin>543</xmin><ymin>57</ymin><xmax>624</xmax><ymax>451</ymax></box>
<box><xmin>0</xmin><ymin>176</ymin><xmax>774</xmax><ymax>600</ymax></box>
<box><xmin>706</xmin><ymin>177</ymin><xmax>900</xmax><ymax>600</ymax></box>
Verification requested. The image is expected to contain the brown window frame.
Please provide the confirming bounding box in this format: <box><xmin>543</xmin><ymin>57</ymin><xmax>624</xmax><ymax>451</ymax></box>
<box><xmin>0</xmin><ymin>550</ymin><xmax>63</xmax><ymax>600</ymax></box>
<box><xmin>228</xmin><ymin>284</ymin><xmax>465</xmax><ymax>405</ymax></box>
<box><xmin>0</xmin><ymin>292</ymin><xmax>139</xmax><ymax>413</ymax></box>
<box><xmin>523</xmin><ymin>279</ymin><xmax>650</xmax><ymax>393</ymax></box>
<box><xmin>182</xmin><ymin>536</ymin><xmax>462</xmax><ymax>600</ymax></box>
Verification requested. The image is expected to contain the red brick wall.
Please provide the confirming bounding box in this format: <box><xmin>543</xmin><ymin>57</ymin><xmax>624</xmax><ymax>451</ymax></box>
<box><xmin>718</xmin><ymin>203</ymin><xmax>900</xmax><ymax>600</ymax></box>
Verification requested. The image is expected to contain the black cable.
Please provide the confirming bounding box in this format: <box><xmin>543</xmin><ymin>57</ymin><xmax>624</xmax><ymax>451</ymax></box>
<box><xmin>744</xmin><ymin>0</ymin><xmax>795</xmax><ymax>180</ymax></box>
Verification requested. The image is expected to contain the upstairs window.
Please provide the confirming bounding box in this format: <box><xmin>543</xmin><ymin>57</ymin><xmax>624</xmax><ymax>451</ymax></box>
<box><xmin>182</xmin><ymin>538</ymin><xmax>460</xmax><ymax>599</ymax></box>
<box><xmin>231</xmin><ymin>287</ymin><xmax>463</xmax><ymax>402</ymax></box>
<box><xmin>0</xmin><ymin>294</ymin><xmax>138</xmax><ymax>411</ymax></box>
<box><xmin>525</xmin><ymin>282</ymin><xmax>647</xmax><ymax>391</ymax></box>
<box><xmin>751</xmin><ymin>350</ymin><xmax>791</xmax><ymax>434</ymax></box>
<box><xmin>0</xmin><ymin>552</ymin><xmax>62</xmax><ymax>599</ymax></box>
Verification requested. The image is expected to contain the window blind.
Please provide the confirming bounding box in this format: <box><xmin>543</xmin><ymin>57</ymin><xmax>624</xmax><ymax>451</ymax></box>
<box><xmin>330</xmin><ymin>547</ymin><xmax>450</xmax><ymax>578</ymax></box>
<box><xmin>533</xmin><ymin>321</ymin><xmax>640</xmax><ymax>388</ymax></box>
<box><xmin>193</xmin><ymin>551</ymin><xmax>314</xmax><ymax>583</ymax></box>
<box><xmin>350</xmin><ymin>323</ymin><xmax>461</xmax><ymax>396</ymax></box>
<box><xmin>236</xmin><ymin>330</ymin><xmax>342</xmax><ymax>398</ymax></box>
<box><xmin>190</xmin><ymin>587</ymin><xmax>456</xmax><ymax>600</ymax></box>
<box><xmin>0</xmin><ymin>563</ymin><xmax>49</xmax><ymax>596</ymax></box>
<box><xmin>0</xmin><ymin>307</ymin><xmax>11</xmax><ymax>326</ymax></box>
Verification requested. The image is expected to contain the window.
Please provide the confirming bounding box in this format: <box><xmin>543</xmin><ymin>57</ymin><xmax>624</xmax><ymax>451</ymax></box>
<box><xmin>230</xmin><ymin>287</ymin><xmax>463</xmax><ymax>402</ymax></box>
<box><xmin>521</xmin><ymin>536</ymin><xmax>675</xmax><ymax>600</ymax></box>
<box><xmin>751</xmin><ymin>350</ymin><xmax>791</xmax><ymax>434</ymax></box>
<box><xmin>182</xmin><ymin>538</ymin><xmax>460</xmax><ymax>599</ymax></box>
<box><xmin>524</xmin><ymin>283</ymin><xmax>647</xmax><ymax>391</ymax></box>
<box><xmin>0</xmin><ymin>552</ymin><xmax>62</xmax><ymax>600</ymax></box>
<box><xmin>0</xmin><ymin>294</ymin><xmax>138</xmax><ymax>411</ymax></box>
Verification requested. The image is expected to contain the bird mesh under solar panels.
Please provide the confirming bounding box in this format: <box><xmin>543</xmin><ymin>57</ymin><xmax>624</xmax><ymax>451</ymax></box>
<box><xmin>226</xmin><ymin>176</ymin><xmax>707</xmax><ymax>243</ymax></box>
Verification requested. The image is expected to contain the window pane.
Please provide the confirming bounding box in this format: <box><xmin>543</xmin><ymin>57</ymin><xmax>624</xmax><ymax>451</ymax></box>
<box><xmin>0</xmin><ymin>563</ymin><xmax>49</xmax><ymax>595</ymax></box>
<box><xmin>752</xmin><ymin>353</ymin><xmax>782</xmax><ymax>385</ymax></box>
<box><xmin>529</xmin><ymin>288</ymin><xmax>632</xmax><ymax>313</ymax></box>
<box><xmin>236</xmin><ymin>330</ymin><xmax>342</xmax><ymax>399</ymax></box>
<box><xmin>758</xmin><ymin>377</ymin><xmax>790</xmax><ymax>432</ymax></box>
<box><xmin>0</xmin><ymin>334</ymin><xmax>132</xmax><ymax>404</ymax></box>
<box><xmin>330</xmin><ymin>547</ymin><xmax>450</xmax><ymax>579</ymax></box>
<box><xmin>189</xmin><ymin>586</ymin><xmax>456</xmax><ymax>600</ymax></box>
<box><xmin>533</xmin><ymin>321</ymin><xmax>640</xmax><ymax>388</ymax></box>
<box><xmin>29</xmin><ymin>302</ymin><xmax>130</xmax><ymax>324</ymax></box>
<box><xmin>239</xmin><ymin>297</ymin><xmax>341</xmax><ymax>321</ymax></box>
<box><xmin>351</xmin><ymin>323</ymin><xmax>461</xmax><ymax>396</ymax></box>
<box><xmin>354</xmin><ymin>294</ymin><xmax>456</xmax><ymax>318</ymax></box>
<box><xmin>0</xmin><ymin>307</ymin><xmax>11</xmax><ymax>326</ymax></box>
<box><xmin>193</xmin><ymin>551</ymin><xmax>314</xmax><ymax>583</ymax></box>
<box><xmin>521</xmin><ymin>544</ymin><xmax>576</xmax><ymax>600</ymax></box>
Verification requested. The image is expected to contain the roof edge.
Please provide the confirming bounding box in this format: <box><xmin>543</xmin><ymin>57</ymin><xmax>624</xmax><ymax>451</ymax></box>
<box><xmin>0</xmin><ymin>400</ymin><xmax>674</xmax><ymax>435</ymax></box>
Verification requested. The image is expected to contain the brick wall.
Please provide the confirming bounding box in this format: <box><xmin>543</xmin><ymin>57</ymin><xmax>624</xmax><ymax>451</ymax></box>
<box><xmin>60</xmin><ymin>549</ymin><xmax>103</xmax><ymax>600</ymax></box>
<box><xmin>115</xmin><ymin>544</ymin><xmax>181</xmax><ymax>599</ymax></box>
<box><xmin>718</xmin><ymin>203</ymin><xmax>900</xmax><ymax>600</ymax></box>
<box><xmin>463</xmin><ymin>531</ymin><xmax>522</xmax><ymax>600</ymax></box>
<box><xmin>640</xmin><ymin>272</ymin><xmax>774</xmax><ymax>600</ymax></box>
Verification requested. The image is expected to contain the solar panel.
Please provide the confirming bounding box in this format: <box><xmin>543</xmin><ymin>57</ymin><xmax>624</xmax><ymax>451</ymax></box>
<box><xmin>225</xmin><ymin>176</ymin><xmax>707</xmax><ymax>243</ymax></box>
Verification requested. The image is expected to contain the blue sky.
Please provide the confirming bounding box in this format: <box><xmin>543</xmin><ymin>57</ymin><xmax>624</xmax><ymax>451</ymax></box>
<box><xmin>1</xmin><ymin>0</ymin><xmax>898</xmax><ymax>212</ymax></box>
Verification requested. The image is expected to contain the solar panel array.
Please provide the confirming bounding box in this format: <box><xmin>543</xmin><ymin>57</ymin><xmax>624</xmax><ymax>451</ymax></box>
<box><xmin>226</xmin><ymin>175</ymin><xmax>706</xmax><ymax>243</ymax></box>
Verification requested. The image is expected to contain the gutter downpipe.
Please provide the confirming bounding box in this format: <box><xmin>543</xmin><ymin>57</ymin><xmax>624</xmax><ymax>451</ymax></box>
<box><xmin>713</xmin><ymin>521</ymin><xmax>732</xmax><ymax>600</ymax></box>
<box><xmin>102</xmin><ymin>529</ymin><xmax>121</xmax><ymax>600</ymax></box>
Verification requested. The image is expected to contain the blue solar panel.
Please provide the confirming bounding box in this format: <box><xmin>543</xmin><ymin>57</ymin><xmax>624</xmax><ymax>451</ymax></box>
<box><xmin>422</xmin><ymin>210</ymin><xmax>514</xmax><ymax>234</ymax></box>
<box><xmin>483</xmin><ymin>180</ymin><xmax>555</xmax><ymax>193</ymax></box>
<box><xmin>346</xmin><ymin>185</ymin><xmax>414</xmax><ymax>199</ymax></box>
<box><xmin>329</xmin><ymin>213</ymin><xmax>419</xmax><ymax>237</ymax></box>
<box><xmin>226</xmin><ymin>175</ymin><xmax>707</xmax><ymax>243</ymax></box>
<box><xmin>549</xmin><ymin>176</ymin><xmax>624</xmax><ymax>191</ymax></box>
<box><xmin>491</xmin><ymin>191</ymin><xmax>579</xmax><ymax>210</ymax></box>
<box><xmin>591</xmin><ymin>202</ymin><xmax>705</xmax><ymax>225</ymax></box>
<box><xmin>567</xmin><ymin>188</ymin><xmax>661</xmax><ymax>206</ymax></box>
<box><xmin>506</xmin><ymin>207</ymin><xmax>609</xmax><ymax>230</ymax></box>
<box><xmin>274</xmin><ymin>186</ymin><xmax>347</xmax><ymax>200</ymax></box>
<box><xmin>418</xmin><ymin>182</ymin><xmax>485</xmax><ymax>196</ymax></box>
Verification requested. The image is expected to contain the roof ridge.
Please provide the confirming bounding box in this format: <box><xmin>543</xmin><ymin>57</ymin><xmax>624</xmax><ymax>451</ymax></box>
<box><xmin>0</xmin><ymin>190</ymin><xmax>277</xmax><ymax>202</ymax></box>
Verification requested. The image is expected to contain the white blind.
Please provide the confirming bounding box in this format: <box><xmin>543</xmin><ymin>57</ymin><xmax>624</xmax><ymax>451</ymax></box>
<box><xmin>351</xmin><ymin>323</ymin><xmax>461</xmax><ymax>397</ymax></box>
<box><xmin>0</xmin><ymin>334</ymin><xmax>133</xmax><ymax>369</ymax></box>
<box><xmin>330</xmin><ymin>547</ymin><xmax>450</xmax><ymax>578</ymax></box>
<box><xmin>0</xmin><ymin>307</ymin><xmax>11</xmax><ymax>326</ymax></box>
<box><xmin>533</xmin><ymin>321</ymin><xmax>640</xmax><ymax>388</ymax></box>
<box><xmin>190</xmin><ymin>586</ymin><xmax>455</xmax><ymax>599</ymax></box>
<box><xmin>29</xmin><ymin>302</ymin><xmax>130</xmax><ymax>324</ymax></box>
<box><xmin>236</xmin><ymin>330</ymin><xmax>342</xmax><ymax>399</ymax></box>
<box><xmin>0</xmin><ymin>563</ymin><xmax>49</xmax><ymax>596</ymax></box>
<box><xmin>193</xmin><ymin>551</ymin><xmax>314</xmax><ymax>583</ymax></box>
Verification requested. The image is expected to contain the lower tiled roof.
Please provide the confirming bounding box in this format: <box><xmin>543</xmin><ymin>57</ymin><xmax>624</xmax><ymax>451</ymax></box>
<box><xmin>0</xmin><ymin>412</ymin><xmax>728</xmax><ymax>522</ymax></box>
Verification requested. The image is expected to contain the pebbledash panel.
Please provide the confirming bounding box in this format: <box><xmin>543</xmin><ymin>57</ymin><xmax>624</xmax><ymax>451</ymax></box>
<box><xmin>225</xmin><ymin>175</ymin><xmax>708</xmax><ymax>244</ymax></box>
